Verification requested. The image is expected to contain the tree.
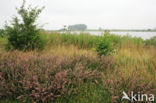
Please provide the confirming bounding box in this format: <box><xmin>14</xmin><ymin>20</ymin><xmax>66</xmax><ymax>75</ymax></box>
<box><xmin>68</xmin><ymin>24</ymin><xmax>87</xmax><ymax>31</ymax></box>
<box><xmin>5</xmin><ymin>0</ymin><xmax>45</xmax><ymax>50</ymax></box>
<box><xmin>0</xmin><ymin>29</ymin><xmax>5</xmax><ymax>37</ymax></box>
<box><xmin>96</xmin><ymin>33</ymin><xmax>114</xmax><ymax>56</ymax></box>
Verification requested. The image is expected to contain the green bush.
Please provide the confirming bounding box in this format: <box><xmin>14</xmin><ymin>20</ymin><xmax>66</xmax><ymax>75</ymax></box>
<box><xmin>96</xmin><ymin>33</ymin><xmax>114</xmax><ymax>56</ymax></box>
<box><xmin>5</xmin><ymin>0</ymin><xmax>45</xmax><ymax>51</ymax></box>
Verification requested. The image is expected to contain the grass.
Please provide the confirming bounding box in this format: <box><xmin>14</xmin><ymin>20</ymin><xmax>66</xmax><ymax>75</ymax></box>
<box><xmin>53</xmin><ymin>83</ymin><xmax>112</xmax><ymax>103</ymax></box>
<box><xmin>39</xmin><ymin>31</ymin><xmax>146</xmax><ymax>50</ymax></box>
<box><xmin>0</xmin><ymin>32</ymin><xmax>156</xmax><ymax>103</ymax></box>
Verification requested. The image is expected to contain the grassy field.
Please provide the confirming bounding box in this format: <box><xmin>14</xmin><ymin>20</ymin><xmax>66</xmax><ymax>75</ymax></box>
<box><xmin>0</xmin><ymin>32</ymin><xmax>156</xmax><ymax>103</ymax></box>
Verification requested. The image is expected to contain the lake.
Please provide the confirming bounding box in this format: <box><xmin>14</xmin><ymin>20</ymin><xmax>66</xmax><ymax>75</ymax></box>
<box><xmin>69</xmin><ymin>31</ymin><xmax>156</xmax><ymax>40</ymax></box>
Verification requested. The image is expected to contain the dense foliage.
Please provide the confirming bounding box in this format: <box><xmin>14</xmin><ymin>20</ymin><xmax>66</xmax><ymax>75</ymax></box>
<box><xmin>96</xmin><ymin>34</ymin><xmax>114</xmax><ymax>56</ymax></box>
<box><xmin>0</xmin><ymin>29</ymin><xmax>5</xmax><ymax>37</ymax></box>
<box><xmin>5</xmin><ymin>0</ymin><xmax>44</xmax><ymax>51</ymax></box>
<box><xmin>0</xmin><ymin>51</ymin><xmax>112</xmax><ymax>102</ymax></box>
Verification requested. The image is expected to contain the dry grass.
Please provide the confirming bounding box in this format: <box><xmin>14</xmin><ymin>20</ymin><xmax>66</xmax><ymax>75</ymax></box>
<box><xmin>41</xmin><ymin>44</ymin><xmax>97</xmax><ymax>58</ymax></box>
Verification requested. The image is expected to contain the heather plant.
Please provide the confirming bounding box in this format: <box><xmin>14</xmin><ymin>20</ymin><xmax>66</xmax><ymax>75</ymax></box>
<box><xmin>0</xmin><ymin>51</ymin><xmax>101</xmax><ymax>102</ymax></box>
<box><xmin>5</xmin><ymin>0</ymin><xmax>45</xmax><ymax>51</ymax></box>
<box><xmin>102</xmin><ymin>69</ymin><xmax>156</xmax><ymax>103</ymax></box>
<box><xmin>99</xmin><ymin>55</ymin><xmax>114</xmax><ymax>71</ymax></box>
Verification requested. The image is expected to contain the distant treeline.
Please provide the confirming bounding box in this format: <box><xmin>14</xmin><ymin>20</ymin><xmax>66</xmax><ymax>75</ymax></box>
<box><xmin>48</xmin><ymin>29</ymin><xmax>156</xmax><ymax>32</ymax></box>
<box><xmin>68</xmin><ymin>24</ymin><xmax>87</xmax><ymax>31</ymax></box>
<box><xmin>58</xmin><ymin>24</ymin><xmax>87</xmax><ymax>31</ymax></box>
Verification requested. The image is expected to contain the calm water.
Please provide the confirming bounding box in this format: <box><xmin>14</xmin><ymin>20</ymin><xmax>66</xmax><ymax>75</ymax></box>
<box><xmin>70</xmin><ymin>31</ymin><xmax>156</xmax><ymax>40</ymax></box>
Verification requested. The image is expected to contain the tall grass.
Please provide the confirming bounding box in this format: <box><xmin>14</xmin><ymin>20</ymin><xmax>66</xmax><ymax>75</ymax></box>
<box><xmin>144</xmin><ymin>36</ymin><xmax>156</xmax><ymax>47</ymax></box>
<box><xmin>41</xmin><ymin>32</ymin><xmax>100</xmax><ymax>49</ymax></box>
<box><xmin>1</xmin><ymin>31</ymin><xmax>146</xmax><ymax>50</ymax></box>
<box><xmin>40</xmin><ymin>31</ymin><xmax>145</xmax><ymax>49</ymax></box>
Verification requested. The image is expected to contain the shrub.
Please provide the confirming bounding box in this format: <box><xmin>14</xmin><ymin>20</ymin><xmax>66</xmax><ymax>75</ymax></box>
<box><xmin>5</xmin><ymin>0</ymin><xmax>45</xmax><ymax>51</ymax></box>
<box><xmin>96</xmin><ymin>33</ymin><xmax>114</xmax><ymax>56</ymax></box>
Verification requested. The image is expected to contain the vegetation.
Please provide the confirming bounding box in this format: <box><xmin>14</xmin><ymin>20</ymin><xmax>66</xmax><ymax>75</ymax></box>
<box><xmin>145</xmin><ymin>36</ymin><xmax>156</xmax><ymax>47</ymax></box>
<box><xmin>0</xmin><ymin>29</ymin><xmax>5</xmax><ymax>37</ymax></box>
<box><xmin>5</xmin><ymin>0</ymin><xmax>45</xmax><ymax>51</ymax></box>
<box><xmin>0</xmin><ymin>1</ymin><xmax>155</xmax><ymax>103</ymax></box>
<box><xmin>96</xmin><ymin>34</ymin><xmax>114</xmax><ymax>56</ymax></box>
<box><xmin>0</xmin><ymin>31</ymin><xmax>156</xmax><ymax>103</ymax></box>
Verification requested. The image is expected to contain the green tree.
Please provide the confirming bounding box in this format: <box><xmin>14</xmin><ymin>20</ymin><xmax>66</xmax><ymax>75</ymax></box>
<box><xmin>5</xmin><ymin>0</ymin><xmax>45</xmax><ymax>50</ymax></box>
<box><xmin>0</xmin><ymin>29</ymin><xmax>5</xmax><ymax>37</ymax></box>
<box><xmin>96</xmin><ymin>33</ymin><xmax>114</xmax><ymax>56</ymax></box>
<box><xmin>68</xmin><ymin>24</ymin><xmax>87</xmax><ymax>31</ymax></box>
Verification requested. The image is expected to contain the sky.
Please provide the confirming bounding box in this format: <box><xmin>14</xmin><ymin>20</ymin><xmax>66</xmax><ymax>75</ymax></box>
<box><xmin>0</xmin><ymin>0</ymin><xmax>156</xmax><ymax>30</ymax></box>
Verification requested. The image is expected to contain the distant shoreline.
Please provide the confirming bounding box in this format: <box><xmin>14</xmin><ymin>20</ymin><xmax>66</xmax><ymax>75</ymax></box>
<box><xmin>86</xmin><ymin>29</ymin><xmax>156</xmax><ymax>32</ymax></box>
<box><xmin>47</xmin><ymin>29</ymin><xmax>156</xmax><ymax>32</ymax></box>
